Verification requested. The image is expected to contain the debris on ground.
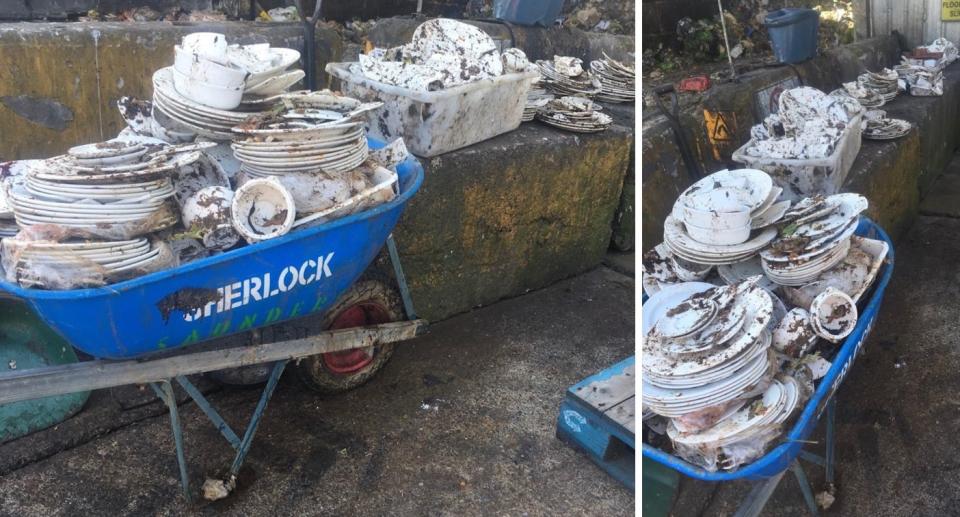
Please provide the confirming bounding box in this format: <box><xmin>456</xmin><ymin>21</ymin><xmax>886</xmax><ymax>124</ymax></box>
<box><xmin>201</xmin><ymin>475</ymin><xmax>236</xmax><ymax>501</ymax></box>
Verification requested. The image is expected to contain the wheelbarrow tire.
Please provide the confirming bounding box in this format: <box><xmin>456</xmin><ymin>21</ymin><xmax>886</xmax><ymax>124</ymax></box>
<box><xmin>296</xmin><ymin>276</ymin><xmax>404</xmax><ymax>394</ymax></box>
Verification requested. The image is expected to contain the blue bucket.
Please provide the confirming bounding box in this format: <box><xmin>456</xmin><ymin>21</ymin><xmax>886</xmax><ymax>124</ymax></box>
<box><xmin>493</xmin><ymin>0</ymin><xmax>564</xmax><ymax>27</ymax></box>
<box><xmin>764</xmin><ymin>8</ymin><xmax>820</xmax><ymax>64</ymax></box>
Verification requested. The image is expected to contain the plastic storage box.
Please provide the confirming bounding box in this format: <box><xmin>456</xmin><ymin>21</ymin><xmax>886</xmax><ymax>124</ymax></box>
<box><xmin>326</xmin><ymin>62</ymin><xmax>539</xmax><ymax>157</ymax></box>
<box><xmin>493</xmin><ymin>0</ymin><xmax>565</xmax><ymax>27</ymax></box>
<box><xmin>765</xmin><ymin>8</ymin><xmax>820</xmax><ymax>64</ymax></box>
<box><xmin>731</xmin><ymin>113</ymin><xmax>863</xmax><ymax>200</ymax></box>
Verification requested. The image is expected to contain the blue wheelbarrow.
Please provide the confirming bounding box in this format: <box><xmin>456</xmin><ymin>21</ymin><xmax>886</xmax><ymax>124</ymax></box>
<box><xmin>0</xmin><ymin>138</ymin><xmax>427</xmax><ymax>501</ymax></box>
<box><xmin>643</xmin><ymin>218</ymin><xmax>895</xmax><ymax>516</ymax></box>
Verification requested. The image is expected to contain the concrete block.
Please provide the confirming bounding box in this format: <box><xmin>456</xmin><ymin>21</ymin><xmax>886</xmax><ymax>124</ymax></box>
<box><xmin>390</xmin><ymin>122</ymin><xmax>632</xmax><ymax>321</ymax></box>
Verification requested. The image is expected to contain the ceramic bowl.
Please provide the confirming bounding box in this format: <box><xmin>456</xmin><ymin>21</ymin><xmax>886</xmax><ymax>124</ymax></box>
<box><xmin>231</xmin><ymin>178</ymin><xmax>296</xmax><ymax>242</ymax></box>
<box><xmin>771</xmin><ymin>308</ymin><xmax>817</xmax><ymax>357</ymax></box>
<box><xmin>181</xmin><ymin>32</ymin><xmax>229</xmax><ymax>63</ymax></box>
<box><xmin>683</xmin><ymin>221</ymin><xmax>752</xmax><ymax>246</ymax></box>
<box><xmin>680</xmin><ymin>188</ymin><xmax>753</xmax><ymax>230</ymax></box>
<box><xmin>181</xmin><ymin>186</ymin><xmax>239</xmax><ymax>251</ymax></box>
<box><xmin>172</xmin><ymin>67</ymin><xmax>244</xmax><ymax>111</ymax></box>
<box><xmin>174</xmin><ymin>46</ymin><xmax>248</xmax><ymax>89</ymax></box>
<box><xmin>809</xmin><ymin>287</ymin><xmax>858</xmax><ymax>342</ymax></box>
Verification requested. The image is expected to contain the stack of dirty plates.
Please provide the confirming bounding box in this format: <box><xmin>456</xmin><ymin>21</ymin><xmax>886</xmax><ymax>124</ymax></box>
<box><xmin>0</xmin><ymin>183</ymin><xmax>19</xmax><ymax>238</ymax></box>
<box><xmin>536</xmin><ymin>96</ymin><xmax>612</xmax><ymax>133</ymax></box>
<box><xmin>862</xmin><ymin>110</ymin><xmax>912</xmax><ymax>140</ymax></box>
<box><xmin>590</xmin><ymin>52</ymin><xmax>635</xmax><ymax>103</ymax></box>
<box><xmin>838</xmin><ymin>81</ymin><xmax>885</xmax><ymax>108</ymax></box>
<box><xmin>667</xmin><ymin>376</ymin><xmax>801</xmax><ymax>470</ymax></box>
<box><xmin>231</xmin><ymin>119</ymin><xmax>368</xmax><ymax>176</ymax></box>
<box><xmin>664</xmin><ymin>169</ymin><xmax>785</xmax><ymax>265</ymax></box>
<box><xmin>522</xmin><ymin>86</ymin><xmax>553</xmax><ymax>122</ymax></box>
<box><xmin>536</xmin><ymin>57</ymin><xmax>602</xmax><ymax>97</ymax></box>
<box><xmin>152</xmin><ymin>67</ymin><xmax>278</xmax><ymax>141</ymax></box>
<box><xmin>857</xmin><ymin>69</ymin><xmax>899</xmax><ymax>103</ymax></box>
<box><xmin>642</xmin><ymin>280</ymin><xmax>776</xmax><ymax>417</ymax></box>
<box><xmin>8</xmin><ymin>143</ymin><xmax>196</xmax><ymax>239</ymax></box>
<box><xmin>1</xmin><ymin>237</ymin><xmax>174</xmax><ymax>288</ymax></box>
<box><xmin>760</xmin><ymin>193</ymin><xmax>868</xmax><ymax>286</ymax></box>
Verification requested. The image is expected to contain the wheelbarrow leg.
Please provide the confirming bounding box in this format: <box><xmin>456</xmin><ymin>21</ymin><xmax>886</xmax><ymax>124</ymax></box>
<box><xmin>150</xmin><ymin>380</ymin><xmax>192</xmax><ymax>500</ymax></box>
<box><xmin>791</xmin><ymin>460</ymin><xmax>820</xmax><ymax>516</ymax></box>
<box><xmin>228</xmin><ymin>360</ymin><xmax>287</xmax><ymax>477</ymax></box>
<box><xmin>826</xmin><ymin>398</ymin><xmax>836</xmax><ymax>485</ymax></box>
<box><xmin>386</xmin><ymin>234</ymin><xmax>417</xmax><ymax>319</ymax></box>
<box><xmin>733</xmin><ymin>470</ymin><xmax>786</xmax><ymax>517</ymax></box>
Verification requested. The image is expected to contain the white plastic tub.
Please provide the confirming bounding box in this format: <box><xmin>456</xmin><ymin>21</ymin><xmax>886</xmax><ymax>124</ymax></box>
<box><xmin>731</xmin><ymin>113</ymin><xmax>863</xmax><ymax>200</ymax></box>
<box><xmin>326</xmin><ymin>62</ymin><xmax>539</xmax><ymax>157</ymax></box>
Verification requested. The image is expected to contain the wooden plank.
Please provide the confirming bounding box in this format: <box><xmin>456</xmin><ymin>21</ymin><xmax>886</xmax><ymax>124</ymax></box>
<box><xmin>570</xmin><ymin>361</ymin><xmax>635</xmax><ymax>414</ymax></box>
<box><xmin>604</xmin><ymin>395</ymin><xmax>635</xmax><ymax>435</ymax></box>
<box><xmin>0</xmin><ymin>320</ymin><xmax>425</xmax><ymax>405</ymax></box>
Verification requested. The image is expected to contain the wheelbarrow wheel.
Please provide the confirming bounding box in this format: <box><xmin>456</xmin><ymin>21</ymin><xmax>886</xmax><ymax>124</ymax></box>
<box><xmin>296</xmin><ymin>277</ymin><xmax>404</xmax><ymax>394</ymax></box>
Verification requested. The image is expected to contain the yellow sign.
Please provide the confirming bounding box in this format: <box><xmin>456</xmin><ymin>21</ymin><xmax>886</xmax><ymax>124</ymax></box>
<box><xmin>943</xmin><ymin>0</ymin><xmax>960</xmax><ymax>20</ymax></box>
<box><xmin>703</xmin><ymin>109</ymin><xmax>738</xmax><ymax>160</ymax></box>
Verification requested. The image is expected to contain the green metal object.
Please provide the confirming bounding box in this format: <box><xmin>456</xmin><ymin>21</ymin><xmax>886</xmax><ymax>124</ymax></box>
<box><xmin>643</xmin><ymin>456</ymin><xmax>679</xmax><ymax>517</ymax></box>
<box><xmin>0</xmin><ymin>300</ymin><xmax>89</xmax><ymax>443</ymax></box>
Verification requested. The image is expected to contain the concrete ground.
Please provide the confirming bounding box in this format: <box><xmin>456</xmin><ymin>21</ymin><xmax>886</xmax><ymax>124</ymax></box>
<box><xmin>0</xmin><ymin>267</ymin><xmax>635</xmax><ymax>516</ymax></box>
<box><xmin>668</xmin><ymin>155</ymin><xmax>960</xmax><ymax>516</ymax></box>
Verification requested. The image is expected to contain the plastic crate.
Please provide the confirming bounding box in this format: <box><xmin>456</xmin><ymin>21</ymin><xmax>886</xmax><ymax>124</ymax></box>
<box><xmin>326</xmin><ymin>62</ymin><xmax>539</xmax><ymax>158</ymax></box>
<box><xmin>731</xmin><ymin>113</ymin><xmax>863</xmax><ymax>201</ymax></box>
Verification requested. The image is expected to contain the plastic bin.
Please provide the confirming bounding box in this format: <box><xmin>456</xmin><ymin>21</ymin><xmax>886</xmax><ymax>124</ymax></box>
<box><xmin>326</xmin><ymin>62</ymin><xmax>539</xmax><ymax>157</ymax></box>
<box><xmin>493</xmin><ymin>0</ymin><xmax>564</xmax><ymax>27</ymax></box>
<box><xmin>731</xmin><ymin>113</ymin><xmax>863</xmax><ymax>200</ymax></box>
<box><xmin>764</xmin><ymin>8</ymin><xmax>820</xmax><ymax>64</ymax></box>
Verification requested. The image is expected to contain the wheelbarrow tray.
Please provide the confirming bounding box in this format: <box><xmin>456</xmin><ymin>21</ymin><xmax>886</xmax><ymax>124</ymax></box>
<box><xmin>0</xmin><ymin>139</ymin><xmax>424</xmax><ymax>360</ymax></box>
<box><xmin>642</xmin><ymin>217</ymin><xmax>894</xmax><ymax>481</ymax></box>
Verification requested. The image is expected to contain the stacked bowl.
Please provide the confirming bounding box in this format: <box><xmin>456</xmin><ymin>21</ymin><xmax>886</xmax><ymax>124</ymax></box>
<box><xmin>759</xmin><ymin>193</ymin><xmax>868</xmax><ymax>286</ymax></box>
<box><xmin>522</xmin><ymin>84</ymin><xmax>553</xmax><ymax>122</ymax></box>
<box><xmin>641</xmin><ymin>280</ymin><xmax>775</xmax><ymax>418</ymax></box>
<box><xmin>664</xmin><ymin>169</ymin><xmax>789</xmax><ymax>265</ymax></box>
<box><xmin>173</xmin><ymin>33</ymin><xmax>303</xmax><ymax>111</ymax></box>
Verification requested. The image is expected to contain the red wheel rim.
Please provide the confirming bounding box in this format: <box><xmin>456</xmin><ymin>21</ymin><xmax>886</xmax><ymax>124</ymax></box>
<box><xmin>321</xmin><ymin>302</ymin><xmax>392</xmax><ymax>374</ymax></box>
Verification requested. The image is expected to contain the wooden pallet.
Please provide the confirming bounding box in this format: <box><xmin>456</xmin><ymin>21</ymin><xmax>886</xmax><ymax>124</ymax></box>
<box><xmin>556</xmin><ymin>356</ymin><xmax>635</xmax><ymax>489</ymax></box>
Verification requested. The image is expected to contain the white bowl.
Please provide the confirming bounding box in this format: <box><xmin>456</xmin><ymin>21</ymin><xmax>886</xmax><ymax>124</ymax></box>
<box><xmin>180</xmin><ymin>186</ymin><xmax>239</xmax><ymax>251</ymax></box>
<box><xmin>771</xmin><ymin>308</ymin><xmax>817</xmax><ymax>357</ymax></box>
<box><xmin>172</xmin><ymin>67</ymin><xmax>244</xmax><ymax>111</ymax></box>
<box><xmin>231</xmin><ymin>178</ymin><xmax>296</xmax><ymax>242</ymax></box>
<box><xmin>809</xmin><ymin>287</ymin><xmax>858</xmax><ymax>342</ymax></box>
<box><xmin>181</xmin><ymin>32</ymin><xmax>229</xmax><ymax>63</ymax></box>
<box><xmin>174</xmin><ymin>46</ymin><xmax>248</xmax><ymax>89</ymax></box>
<box><xmin>680</xmin><ymin>188</ymin><xmax>753</xmax><ymax>230</ymax></box>
<box><xmin>683</xmin><ymin>221</ymin><xmax>752</xmax><ymax>246</ymax></box>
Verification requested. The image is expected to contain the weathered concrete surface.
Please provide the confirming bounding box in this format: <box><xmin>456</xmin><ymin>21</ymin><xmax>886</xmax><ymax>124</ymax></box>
<box><xmin>0</xmin><ymin>267</ymin><xmax>635</xmax><ymax>515</ymax></box>
<box><xmin>389</xmin><ymin>122</ymin><xmax>631</xmax><ymax>321</ymax></box>
<box><xmin>604</xmin><ymin>251</ymin><xmax>634</xmax><ymax>277</ymax></box>
<box><xmin>919</xmin><ymin>151</ymin><xmax>960</xmax><ymax>217</ymax></box>
<box><xmin>844</xmin><ymin>130</ymin><xmax>922</xmax><ymax>241</ymax></box>
<box><xmin>602</xmin><ymin>102</ymin><xmax>636</xmax><ymax>252</ymax></box>
<box><xmin>669</xmin><ymin>212</ymin><xmax>960</xmax><ymax>516</ymax></box>
<box><xmin>640</xmin><ymin>118</ymin><xmax>687</xmax><ymax>253</ymax></box>
<box><xmin>0</xmin><ymin>22</ymin><xmax>344</xmax><ymax>160</ymax></box>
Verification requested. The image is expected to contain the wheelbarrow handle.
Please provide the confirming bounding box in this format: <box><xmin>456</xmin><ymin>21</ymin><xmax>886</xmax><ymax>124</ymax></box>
<box><xmin>653</xmin><ymin>84</ymin><xmax>680</xmax><ymax>122</ymax></box>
